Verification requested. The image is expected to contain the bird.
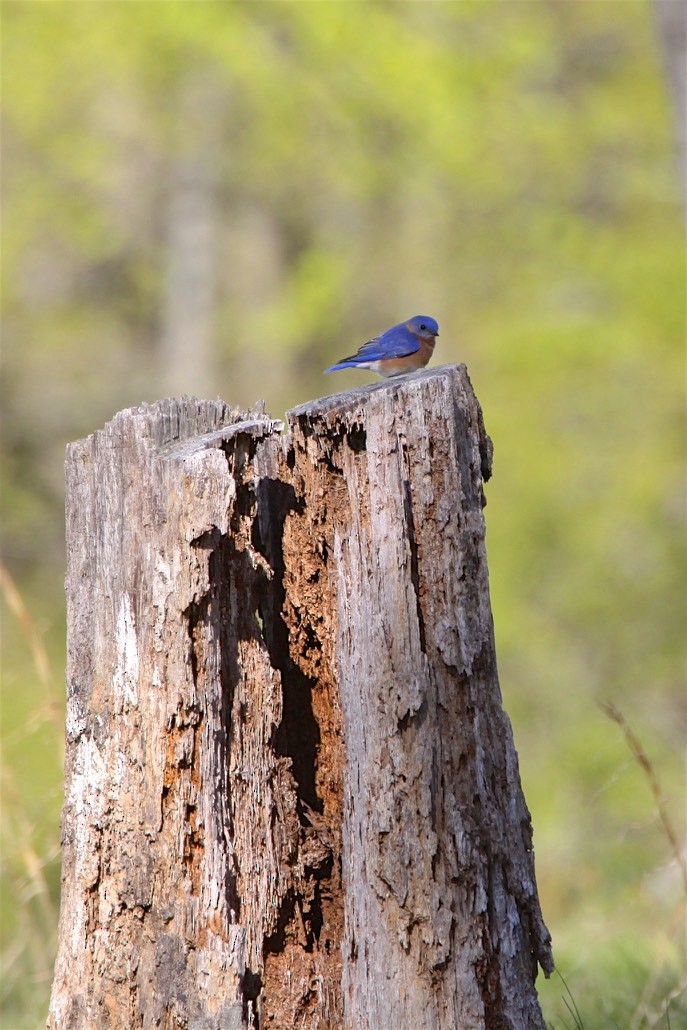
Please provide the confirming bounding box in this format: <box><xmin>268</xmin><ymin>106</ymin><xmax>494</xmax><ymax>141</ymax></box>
<box><xmin>324</xmin><ymin>315</ymin><xmax>439</xmax><ymax>378</ymax></box>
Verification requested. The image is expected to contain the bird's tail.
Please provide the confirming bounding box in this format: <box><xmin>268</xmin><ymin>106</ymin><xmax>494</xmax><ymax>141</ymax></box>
<box><xmin>324</xmin><ymin>357</ymin><xmax>359</xmax><ymax>373</ymax></box>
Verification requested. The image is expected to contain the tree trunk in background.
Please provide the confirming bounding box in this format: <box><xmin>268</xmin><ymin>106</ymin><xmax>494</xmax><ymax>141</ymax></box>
<box><xmin>655</xmin><ymin>0</ymin><xmax>687</xmax><ymax>216</ymax></box>
<box><xmin>48</xmin><ymin>367</ymin><xmax>553</xmax><ymax>1030</ymax></box>
<box><xmin>158</xmin><ymin>71</ymin><xmax>223</xmax><ymax>398</ymax></box>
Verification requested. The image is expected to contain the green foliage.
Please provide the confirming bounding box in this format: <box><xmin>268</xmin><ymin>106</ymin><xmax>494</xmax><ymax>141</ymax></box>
<box><xmin>1</xmin><ymin>574</ymin><xmax>63</xmax><ymax>1030</ymax></box>
<box><xmin>1</xmin><ymin>1</ymin><xmax>684</xmax><ymax>1024</ymax></box>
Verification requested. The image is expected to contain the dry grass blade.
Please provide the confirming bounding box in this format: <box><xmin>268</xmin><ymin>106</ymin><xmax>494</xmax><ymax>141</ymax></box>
<box><xmin>599</xmin><ymin>701</ymin><xmax>687</xmax><ymax>895</ymax></box>
<box><xmin>600</xmin><ymin>701</ymin><xmax>687</xmax><ymax>1029</ymax></box>
<box><xmin>0</xmin><ymin>562</ymin><xmax>62</xmax><ymax>736</ymax></box>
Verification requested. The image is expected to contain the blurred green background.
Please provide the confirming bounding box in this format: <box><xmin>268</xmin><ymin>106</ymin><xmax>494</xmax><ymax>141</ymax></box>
<box><xmin>1</xmin><ymin>1</ymin><xmax>685</xmax><ymax>1027</ymax></box>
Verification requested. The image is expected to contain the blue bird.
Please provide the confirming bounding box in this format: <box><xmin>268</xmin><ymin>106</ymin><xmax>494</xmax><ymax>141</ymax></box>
<box><xmin>325</xmin><ymin>315</ymin><xmax>439</xmax><ymax>378</ymax></box>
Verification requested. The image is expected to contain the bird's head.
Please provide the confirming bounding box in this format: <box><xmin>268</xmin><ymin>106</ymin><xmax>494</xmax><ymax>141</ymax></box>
<box><xmin>408</xmin><ymin>315</ymin><xmax>439</xmax><ymax>340</ymax></box>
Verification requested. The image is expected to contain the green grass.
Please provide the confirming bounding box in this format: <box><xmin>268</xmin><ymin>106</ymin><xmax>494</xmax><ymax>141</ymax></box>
<box><xmin>1</xmin><ymin>568</ymin><xmax>63</xmax><ymax>1030</ymax></box>
<box><xmin>539</xmin><ymin>945</ymin><xmax>686</xmax><ymax>1029</ymax></box>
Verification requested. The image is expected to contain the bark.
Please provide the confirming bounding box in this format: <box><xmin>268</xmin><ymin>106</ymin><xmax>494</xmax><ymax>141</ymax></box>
<box><xmin>49</xmin><ymin>366</ymin><xmax>553</xmax><ymax>1030</ymax></box>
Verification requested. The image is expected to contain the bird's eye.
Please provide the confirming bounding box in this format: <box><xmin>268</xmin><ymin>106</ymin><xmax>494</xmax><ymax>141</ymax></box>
<box><xmin>419</xmin><ymin>323</ymin><xmax>426</xmax><ymax>330</ymax></box>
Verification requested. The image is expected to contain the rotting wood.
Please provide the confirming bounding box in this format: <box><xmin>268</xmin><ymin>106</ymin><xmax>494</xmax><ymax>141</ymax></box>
<box><xmin>49</xmin><ymin>366</ymin><xmax>552</xmax><ymax>1030</ymax></box>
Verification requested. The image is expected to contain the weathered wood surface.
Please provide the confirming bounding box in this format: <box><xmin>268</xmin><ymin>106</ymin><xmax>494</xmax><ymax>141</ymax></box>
<box><xmin>49</xmin><ymin>365</ymin><xmax>553</xmax><ymax>1030</ymax></box>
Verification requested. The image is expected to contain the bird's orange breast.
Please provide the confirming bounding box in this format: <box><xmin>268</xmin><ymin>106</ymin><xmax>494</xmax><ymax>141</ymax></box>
<box><xmin>374</xmin><ymin>337</ymin><xmax>436</xmax><ymax>377</ymax></box>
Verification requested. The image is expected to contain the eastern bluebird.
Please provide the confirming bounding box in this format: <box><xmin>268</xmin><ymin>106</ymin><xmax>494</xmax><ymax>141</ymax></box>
<box><xmin>324</xmin><ymin>315</ymin><xmax>439</xmax><ymax>378</ymax></box>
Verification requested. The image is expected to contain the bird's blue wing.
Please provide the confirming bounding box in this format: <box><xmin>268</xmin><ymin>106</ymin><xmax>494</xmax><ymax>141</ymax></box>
<box><xmin>325</xmin><ymin>321</ymin><xmax>420</xmax><ymax>372</ymax></box>
<box><xmin>351</xmin><ymin>323</ymin><xmax>420</xmax><ymax>362</ymax></box>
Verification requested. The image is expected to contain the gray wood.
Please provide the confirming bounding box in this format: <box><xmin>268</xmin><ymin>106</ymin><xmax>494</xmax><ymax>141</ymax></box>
<box><xmin>49</xmin><ymin>366</ymin><xmax>552</xmax><ymax>1030</ymax></box>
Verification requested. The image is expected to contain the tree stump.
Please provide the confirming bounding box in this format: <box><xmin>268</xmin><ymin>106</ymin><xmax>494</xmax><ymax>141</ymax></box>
<box><xmin>48</xmin><ymin>365</ymin><xmax>553</xmax><ymax>1030</ymax></box>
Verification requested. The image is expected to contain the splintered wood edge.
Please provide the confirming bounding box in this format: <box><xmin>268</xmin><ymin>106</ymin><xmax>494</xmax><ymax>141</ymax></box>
<box><xmin>159</xmin><ymin>418</ymin><xmax>286</xmax><ymax>459</ymax></box>
<box><xmin>289</xmin><ymin>363</ymin><xmax>468</xmax><ymax>422</ymax></box>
